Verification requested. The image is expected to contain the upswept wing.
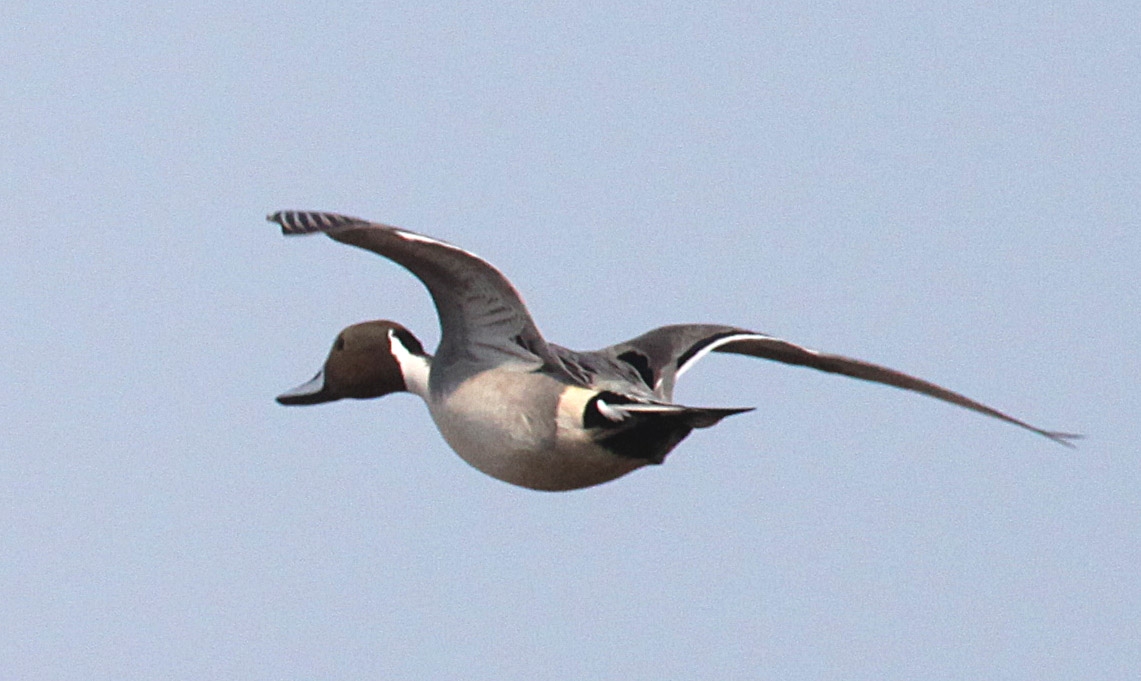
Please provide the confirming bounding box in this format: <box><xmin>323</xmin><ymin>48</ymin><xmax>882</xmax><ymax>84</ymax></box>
<box><xmin>269</xmin><ymin>211</ymin><xmax>557</xmax><ymax>377</ymax></box>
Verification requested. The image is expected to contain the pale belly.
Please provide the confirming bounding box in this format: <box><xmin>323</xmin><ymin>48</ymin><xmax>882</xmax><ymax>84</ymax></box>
<box><xmin>427</xmin><ymin>371</ymin><xmax>646</xmax><ymax>491</ymax></box>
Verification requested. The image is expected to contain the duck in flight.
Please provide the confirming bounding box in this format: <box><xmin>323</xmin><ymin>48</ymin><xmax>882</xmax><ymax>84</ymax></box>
<box><xmin>269</xmin><ymin>211</ymin><xmax>1078</xmax><ymax>491</ymax></box>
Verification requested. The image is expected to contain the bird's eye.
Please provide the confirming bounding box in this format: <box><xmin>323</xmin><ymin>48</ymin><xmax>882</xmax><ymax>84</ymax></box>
<box><xmin>334</xmin><ymin>337</ymin><xmax>345</xmax><ymax>351</ymax></box>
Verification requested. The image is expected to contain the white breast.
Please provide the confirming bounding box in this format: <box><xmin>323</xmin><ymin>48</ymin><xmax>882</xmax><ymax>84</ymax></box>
<box><xmin>427</xmin><ymin>370</ymin><xmax>645</xmax><ymax>491</ymax></box>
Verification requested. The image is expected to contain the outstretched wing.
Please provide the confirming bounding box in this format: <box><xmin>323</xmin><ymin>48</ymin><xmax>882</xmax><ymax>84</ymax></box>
<box><xmin>269</xmin><ymin>211</ymin><xmax>559</xmax><ymax>379</ymax></box>
<box><xmin>603</xmin><ymin>324</ymin><xmax>1080</xmax><ymax>447</ymax></box>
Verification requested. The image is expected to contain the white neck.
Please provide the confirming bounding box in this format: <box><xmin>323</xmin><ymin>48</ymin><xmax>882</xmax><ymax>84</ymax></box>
<box><xmin>388</xmin><ymin>329</ymin><xmax>431</xmax><ymax>400</ymax></box>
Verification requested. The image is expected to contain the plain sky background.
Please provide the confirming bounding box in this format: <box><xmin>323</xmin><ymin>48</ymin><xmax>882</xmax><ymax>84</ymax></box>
<box><xmin>4</xmin><ymin>2</ymin><xmax>1138</xmax><ymax>679</ymax></box>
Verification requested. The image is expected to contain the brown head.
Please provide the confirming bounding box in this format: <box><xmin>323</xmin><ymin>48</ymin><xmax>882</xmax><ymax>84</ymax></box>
<box><xmin>276</xmin><ymin>320</ymin><xmax>428</xmax><ymax>405</ymax></box>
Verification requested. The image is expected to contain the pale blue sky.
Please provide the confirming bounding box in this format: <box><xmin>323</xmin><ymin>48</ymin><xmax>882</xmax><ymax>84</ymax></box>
<box><xmin>4</xmin><ymin>2</ymin><xmax>1139</xmax><ymax>679</ymax></box>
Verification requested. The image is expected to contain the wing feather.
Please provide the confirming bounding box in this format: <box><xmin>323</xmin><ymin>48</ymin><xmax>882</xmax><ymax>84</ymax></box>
<box><xmin>605</xmin><ymin>324</ymin><xmax>1079</xmax><ymax>447</ymax></box>
<box><xmin>269</xmin><ymin>210</ymin><xmax>556</xmax><ymax>380</ymax></box>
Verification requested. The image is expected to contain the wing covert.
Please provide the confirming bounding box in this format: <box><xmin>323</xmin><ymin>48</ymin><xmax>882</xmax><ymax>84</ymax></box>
<box><xmin>269</xmin><ymin>210</ymin><xmax>553</xmax><ymax>373</ymax></box>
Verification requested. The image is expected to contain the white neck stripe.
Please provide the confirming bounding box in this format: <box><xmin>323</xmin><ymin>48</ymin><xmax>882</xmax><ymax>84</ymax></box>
<box><xmin>388</xmin><ymin>329</ymin><xmax>431</xmax><ymax>400</ymax></box>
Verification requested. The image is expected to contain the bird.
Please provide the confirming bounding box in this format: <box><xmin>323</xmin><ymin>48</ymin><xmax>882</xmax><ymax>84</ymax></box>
<box><xmin>268</xmin><ymin>210</ymin><xmax>1079</xmax><ymax>491</ymax></box>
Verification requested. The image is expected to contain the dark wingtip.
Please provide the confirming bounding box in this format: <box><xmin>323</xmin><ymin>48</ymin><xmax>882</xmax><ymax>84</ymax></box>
<box><xmin>1043</xmin><ymin>431</ymin><xmax>1084</xmax><ymax>449</ymax></box>
<box><xmin>267</xmin><ymin>210</ymin><xmax>300</xmax><ymax>235</ymax></box>
<box><xmin>267</xmin><ymin>210</ymin><xmax>312</xmax><ymax>235</ymax></box>
<box><xmin>267</xmin><ymin>210</ymin><xmax>363</xmax><ymax>236</ymax></box>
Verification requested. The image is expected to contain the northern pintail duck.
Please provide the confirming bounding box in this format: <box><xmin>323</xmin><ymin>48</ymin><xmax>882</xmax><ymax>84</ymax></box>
<box><xmin>269</xmin><ymin>211</ymin><xmax>1078</xmax><ymax>491</ymax></box>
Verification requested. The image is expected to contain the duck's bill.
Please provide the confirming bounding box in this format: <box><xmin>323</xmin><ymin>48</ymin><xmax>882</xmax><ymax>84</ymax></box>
<box><xmin>276</xmin><ymin>369</ymin><xmax>337</xmax><ymax>405</ymax></box>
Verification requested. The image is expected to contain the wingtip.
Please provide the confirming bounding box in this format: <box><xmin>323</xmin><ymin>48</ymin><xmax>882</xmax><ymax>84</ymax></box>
<box><xmin>266</xmin><ymin>210</ymin><xmax>295</xmax><ymax>235</ymax></box>
<box><xmin>266</xmin><ymin>210</ymin><xmax>364</xmax><ymax>235</ymax></box>
<box><xmin>1045</xmin><ymin>431</ymin><xmax>1084</xmax><ymax>449</ymax></box>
